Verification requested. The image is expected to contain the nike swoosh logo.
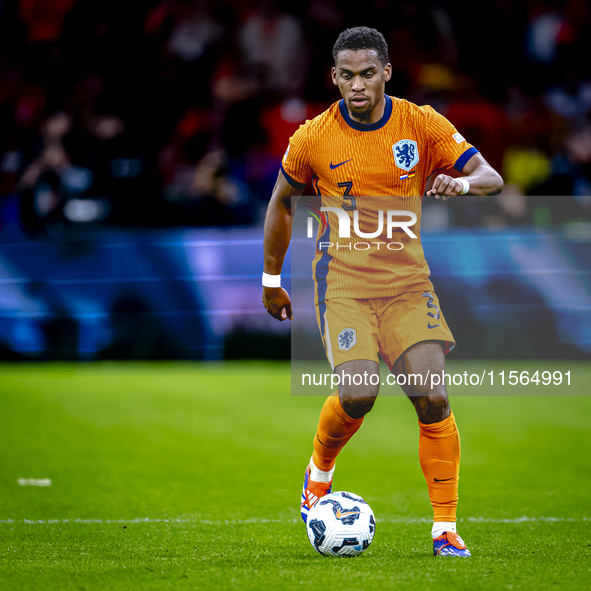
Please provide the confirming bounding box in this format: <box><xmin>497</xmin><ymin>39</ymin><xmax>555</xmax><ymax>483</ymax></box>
<box><xmin>336</xmin><ymin>510</ymin><xmax>360</xmax><ymax>519</ymax></box>
<box><xmin>434</xmin><ymin>477</ymin><xmax>454</xmax><ymax>482</ymax></box>
<box><xmin>428</xmin><ymin>323</ymin><xmax>440</xmax><ymax>329</ymax></box>
<box><xmin>330</xmin><ymin>159</ymin><xmax>352</xmax><ymax>169</ymax></box>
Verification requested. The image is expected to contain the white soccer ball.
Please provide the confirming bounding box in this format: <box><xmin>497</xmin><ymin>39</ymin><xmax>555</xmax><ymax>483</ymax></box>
<box><xmin>306</xmin><ymin>491</ymin><xmax>376</xmax><ymax>557</ymax></box>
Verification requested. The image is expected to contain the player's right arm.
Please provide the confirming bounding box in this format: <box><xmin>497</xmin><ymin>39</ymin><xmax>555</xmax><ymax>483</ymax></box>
<box><xmin>262</xmin><ymin>170</ymin><xmax>304</xmax><ymax>321</ymax></box>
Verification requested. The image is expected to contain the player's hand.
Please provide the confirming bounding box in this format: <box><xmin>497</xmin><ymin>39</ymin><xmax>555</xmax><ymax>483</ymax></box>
<box><xmin>262</xmin><ymin>287</ymin><xmax>293</xmax><ymax>321</ymax></box>
<box><xmin>426</xmin><ymin>174</ymin><xmax>465</xmax><ymax>200</ymax></box>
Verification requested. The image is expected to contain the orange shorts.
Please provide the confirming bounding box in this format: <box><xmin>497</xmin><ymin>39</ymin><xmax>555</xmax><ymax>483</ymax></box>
<box><xmin>315</xmin><ymin>291</ymin><xmax>455</xmax><ymax>371</ymax></box>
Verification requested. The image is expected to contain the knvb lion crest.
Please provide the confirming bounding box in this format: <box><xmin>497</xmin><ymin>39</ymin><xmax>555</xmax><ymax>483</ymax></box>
<box><xmin>392</xmin><ymin>139</ymin><xmax>419</xmax><ymax>171</ymax></box>
<box><xmin>338</xmin><ymin>328</ymin><xmax>357</xmax><ymax>351</ymax></box>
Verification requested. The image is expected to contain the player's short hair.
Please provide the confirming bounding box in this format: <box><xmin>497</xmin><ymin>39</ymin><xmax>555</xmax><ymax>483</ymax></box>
<box><xmin>332</xmin><ymin>27</ymin><xmax>389</xmax><ymax>67</ymax></box>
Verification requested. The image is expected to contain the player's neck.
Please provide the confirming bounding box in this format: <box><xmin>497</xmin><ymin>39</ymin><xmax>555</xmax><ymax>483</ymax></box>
<box><xmin>347</xmin><ymin>94</ymin><xmax>387</xmax><ymax>126</ymax></box>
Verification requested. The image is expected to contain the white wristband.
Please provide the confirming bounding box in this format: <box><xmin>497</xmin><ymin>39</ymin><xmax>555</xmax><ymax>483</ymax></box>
<box><xmin>262</xmin><ymin>272</ymin><xmax>281</xmax><ymax>288</ymax></box>
<box><xmin>458</xmin><ymin>177</ymin><xmax>470</xmax><ymax>195</ymax></box>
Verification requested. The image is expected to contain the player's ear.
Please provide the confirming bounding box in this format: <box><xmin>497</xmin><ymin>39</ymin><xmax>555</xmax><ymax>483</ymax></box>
<box><xmin>331</xmin><ymin>66</ymin><xmax>338</xmax><ymax>86</ymax></box>
<box><xmin>383</xmin><ymin>63</ymin><xmax>392</xmax><ymax>82</ymax></box>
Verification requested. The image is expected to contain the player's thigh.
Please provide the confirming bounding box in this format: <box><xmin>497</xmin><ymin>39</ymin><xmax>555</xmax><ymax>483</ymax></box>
<box><xmin>334</xmin><ymin>358</ymin><xmax>380</xmax><ymax>399</ymax></box>
<box><xmin>315</xmin><ymin>298</ymin><xmax>379</xmax><ymax>372</ymax></box>
<box><xmin>334</xmin><ymin>358</ymin><xmax>380</xmax><ymax>419</ymax></box>
<box><xmin>377</xmin><ymin>290</ymin><xmax>455</xmax><ymax>373</ymax></box>
<box><xmin>392</xmin><ymin>340</ymin><xmax>447</xmax><ymax>397</ymax></box>
<box><xmin>392</xmin><ymin>340</ymin><xmax>450</xmax><ymax>423</ymax></box>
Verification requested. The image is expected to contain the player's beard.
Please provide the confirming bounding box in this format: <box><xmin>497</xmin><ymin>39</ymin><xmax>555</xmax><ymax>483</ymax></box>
<box><xmin>348</xmin><ymin>96</ymin><xmax>376</xmax><ymax>121</ymax></box>
<box><xmin>354</xmin><ymin>108</ymin><xmax>371</xmax><ymax>121</ymax></box>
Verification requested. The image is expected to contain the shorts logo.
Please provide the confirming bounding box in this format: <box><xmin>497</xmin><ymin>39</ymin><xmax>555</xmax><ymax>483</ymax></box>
<box><xmin>392</xmin><ymin>139</ymin><xmax>419</xmax><ymax>171</ymax></box>
<box><xmin>338</xmin><ymin>328</ymin><xmax>357</xmax><ymax>351</ymax></box>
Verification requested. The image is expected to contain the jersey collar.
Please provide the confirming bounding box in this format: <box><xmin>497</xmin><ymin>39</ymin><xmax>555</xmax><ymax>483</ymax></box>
<box><xmin>338</xmin><ymin>95</ymin><xmax>392</xmax><ymax>131</ymax></box>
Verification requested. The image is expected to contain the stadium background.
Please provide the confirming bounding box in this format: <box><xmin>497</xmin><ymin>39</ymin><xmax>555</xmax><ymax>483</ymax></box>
<box><xmin>0</xmin><ymin>0</ymin><xmax>590</xmax><ymax>361</ymax></box>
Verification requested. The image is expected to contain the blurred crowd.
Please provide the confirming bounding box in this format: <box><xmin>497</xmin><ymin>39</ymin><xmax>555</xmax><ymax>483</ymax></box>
<box><xmin>1</xmin><ymin>0</ymin><xmax>591</xmax><ymax>235</ymax></box>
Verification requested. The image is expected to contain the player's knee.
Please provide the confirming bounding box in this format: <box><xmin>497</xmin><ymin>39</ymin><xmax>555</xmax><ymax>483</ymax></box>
<box><xmin>414</xmin><ymin>390</ymin><xmax>449</xmax><ymax>423</ymax></box>
<box><xmin>340</xmin><ymin>395</ymin><xmax>376</xmax><ymax>419</ymax></box>
<box><xmin>426</xmin><ymin>393</ymin><xmax>448</xmax><ymax>412</ymax></box>
<box><xmin>339</xmin><ymin>388</ymin><xmax>378</xmax><ymax>419</ymax></box>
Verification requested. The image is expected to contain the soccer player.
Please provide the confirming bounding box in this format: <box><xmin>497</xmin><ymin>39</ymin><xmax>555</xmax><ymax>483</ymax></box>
<box><xmin>262</xmin><ymin>27</ymin><xmax>503</xmax><ymax>557</ymax></box>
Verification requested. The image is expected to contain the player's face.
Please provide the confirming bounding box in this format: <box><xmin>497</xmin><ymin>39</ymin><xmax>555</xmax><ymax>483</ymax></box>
<box><xmin>332</xmin><ymin>49</ymin><xmax>392</xmax><ymax>123</ymax></box>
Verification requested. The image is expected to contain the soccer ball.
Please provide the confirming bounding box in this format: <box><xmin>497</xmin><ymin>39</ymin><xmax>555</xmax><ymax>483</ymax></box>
<box><xmin>305</xmin><ymin>491</ymin><xmax>376</xmax><ymax>557</ymax></box>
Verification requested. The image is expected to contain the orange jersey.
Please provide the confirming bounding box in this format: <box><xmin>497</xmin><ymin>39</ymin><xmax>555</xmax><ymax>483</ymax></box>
<box><xmin>280</xmin><ymin>95</ymin><xmax>478</xmax><ymax>303</ymax></box>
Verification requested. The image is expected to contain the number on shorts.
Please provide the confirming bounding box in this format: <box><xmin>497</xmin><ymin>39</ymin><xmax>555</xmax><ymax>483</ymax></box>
<box><xmin>422</xmin><ymin>292</ymin><xmax>440</xmax><ymax>320</ymax></box>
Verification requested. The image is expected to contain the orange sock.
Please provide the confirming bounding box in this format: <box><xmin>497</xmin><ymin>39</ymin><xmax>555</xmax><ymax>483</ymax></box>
<box><xmin>312</xmin><ymin>392</ymin><xmax>364</xmax><ymax>471</ymax></box>
<box><xmin>418</xmin><ymin>409</ymin><xmax>461</xmax><ymax>522</ymax></box>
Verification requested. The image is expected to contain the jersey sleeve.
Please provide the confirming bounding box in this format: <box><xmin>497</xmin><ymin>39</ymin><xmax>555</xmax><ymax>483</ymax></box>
<box><xmin>280</xmin><ymin>122</ymin><xmax>313</xmax><ymax>189</ymax></box>
<box><xmin>422</xmin><ymin>105</ymin><xmax>479</xmax><ymax>175</ymax></box>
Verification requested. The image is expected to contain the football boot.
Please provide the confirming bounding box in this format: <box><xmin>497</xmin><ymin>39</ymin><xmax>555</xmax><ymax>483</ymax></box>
<box><xmin>433</xmin><ymin>531</ymin><xmax>471</xmax><ymax>556</ymax></box>
<box><xmin>300</xmin><ymin>465</ymin><xmax>332</xmax><ymax>524</ymax></box>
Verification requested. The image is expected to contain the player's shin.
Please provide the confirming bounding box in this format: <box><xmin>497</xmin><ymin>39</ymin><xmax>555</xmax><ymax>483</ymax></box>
<box><xmin>418</xmin><ymin>409</ymin><xmax>461</xmax><ymax>535</ymax></box>
<box><xmin>312</xmin><ymin>392</ymin><xmax>364</xmax><ymax>472</ymax></box>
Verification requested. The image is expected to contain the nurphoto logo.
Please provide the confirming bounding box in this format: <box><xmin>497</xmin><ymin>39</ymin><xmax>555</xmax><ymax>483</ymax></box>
<box><xmin>303</xmin><ymin>205</ymin><xmax>418</xmax><ymax>251</ymax></box>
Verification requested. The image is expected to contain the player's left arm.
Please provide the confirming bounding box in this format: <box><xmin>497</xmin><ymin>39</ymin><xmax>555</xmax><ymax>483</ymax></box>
<box><xmin>427</xmin><ymin>153</ymin><xmax>503</xmax><ymax>200</ymax></box>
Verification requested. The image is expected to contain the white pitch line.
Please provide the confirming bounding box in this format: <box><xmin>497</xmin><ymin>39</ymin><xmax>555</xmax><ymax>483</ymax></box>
<box><xmin>0</xmin><ymin>516</ymin><xmax>588</xmax><ymax>525</ymax></box>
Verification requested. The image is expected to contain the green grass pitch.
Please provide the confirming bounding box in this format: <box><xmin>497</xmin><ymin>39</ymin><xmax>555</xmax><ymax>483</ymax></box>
<box><xmin>0</xmin><ymin>361</ymin><xmax>590</xmax><ymax>590</ymax></box>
